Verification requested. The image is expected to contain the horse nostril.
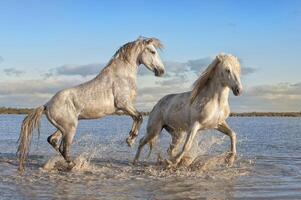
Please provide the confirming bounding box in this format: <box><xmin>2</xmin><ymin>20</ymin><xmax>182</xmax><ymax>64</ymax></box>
<box><xmin>235</xmin><ymin>87</ymin><xmax>242</xmax><ymax>96</ymax></box>
<box><xmin>235</xmin><ymin>88</ymin><xmax>240</xmax><ymax>96</ymax></box>
<box><xmin>154</xmin><ymin>68</ymin><xmax>159</xmax><ymax>76</ymax></box>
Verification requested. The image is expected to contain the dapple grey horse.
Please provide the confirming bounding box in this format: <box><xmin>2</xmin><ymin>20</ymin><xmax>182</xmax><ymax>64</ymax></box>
<box><xmin>133</xmin><ymin>54</ymin><xmax>242</xmax><ymax>167</ymax></box>
<box><xmin>17</xmin><ymin>37</ymin><xmax>165</xmax><ymax>171</ymax></box>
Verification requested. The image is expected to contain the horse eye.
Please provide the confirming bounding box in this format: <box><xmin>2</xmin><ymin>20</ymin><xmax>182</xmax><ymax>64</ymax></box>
<box><xmin>149</xmin><ymin>49</ymin><xmax>156</xmax><ymax>54</ymax></box>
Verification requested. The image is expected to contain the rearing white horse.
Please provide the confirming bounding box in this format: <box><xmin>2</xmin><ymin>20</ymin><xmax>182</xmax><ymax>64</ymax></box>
<box><xmin>17</xmin><ymin>37</ymin><xmax>165</xmax><ymax>171</ymax></box>
<box><xmin>134</xmin><ymin>54</ymin><xmax>242</xmax><ymax>167</ymax></box>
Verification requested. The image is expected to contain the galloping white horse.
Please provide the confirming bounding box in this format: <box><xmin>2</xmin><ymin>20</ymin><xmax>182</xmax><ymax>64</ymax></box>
<box><xmin>134</xmin><ymin>54</ymin><xmax>242</xmax><ymax>167</ymax></box>
<box><xmin>17</xmin><ymin>37</ymin><xmax>165</xmax><ymax>171</ymax></box>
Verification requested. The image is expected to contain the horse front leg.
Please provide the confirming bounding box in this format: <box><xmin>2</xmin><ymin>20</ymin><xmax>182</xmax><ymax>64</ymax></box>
<box><xmin>120</xmin><ymin>105</ymin><xmax>143</xmax><ymax>147</ymax></box>
<box><xmin>216</xmin><ymin>121</ymin><xmax>237</xmax><ymax>166</ymax></box>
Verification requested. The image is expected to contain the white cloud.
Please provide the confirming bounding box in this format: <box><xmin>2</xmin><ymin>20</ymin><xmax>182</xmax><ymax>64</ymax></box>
<box><xmin>3</xmin><ymin>68</ymin><xmax>25</xmax><ymax>76</ymax></box>
<box><xmin>0</xmin><ymin>56</ymin><xmax>264</xmax><ymax>111</ymax></box>
<box><xmin>242</xmin><ymin>67</ymin><xmax>257</xmax><ymax>75</ymax></box>
<box><xmin>0</xmin><ymin>77</ymin><xmax>85</xmax><ymax>107</ymax></box>
<box><xmin>0</xmin><ymin>78</ymin><xmax>80</xmax><ymax>95</ymax></box>
<box><xmin>47</xmin><ymin>63</ymin><xmax>104</xmax><ymax>77</ymax></box>
<box><xmin>229</xmin><ymin>82</ymin><xmax>301</xmax><ymax>112</ymax></box>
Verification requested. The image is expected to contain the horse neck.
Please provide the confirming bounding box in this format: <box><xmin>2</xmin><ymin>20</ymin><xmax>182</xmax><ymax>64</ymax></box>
<box><xmin>96</xmin><ymin>58</ymin><xmax>139</xmax><ymax>80</ymax></box>
<box><xmin>204</xmin><ymin>75</ymin><xmax>230</xmax><ymax>103</ymax></box>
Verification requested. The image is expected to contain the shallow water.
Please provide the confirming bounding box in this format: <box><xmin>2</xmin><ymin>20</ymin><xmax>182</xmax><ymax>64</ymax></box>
<box><xmin>0</xmin><ymin>115</ymin><xmax>300</xmax><ymax>199</ymax></box>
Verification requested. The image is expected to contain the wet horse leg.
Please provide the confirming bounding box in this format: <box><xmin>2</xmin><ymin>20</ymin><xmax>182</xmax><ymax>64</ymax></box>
<box><xmin>167</xmin><ymin>131</ymin><xmax>184</xmax><ymax>159</ymax></box>
<box><xmin>59</xmin><ymin>123</ymin><xmax>77</xmax><ymax>168</ymax></box>
<box><xmin>133</xmin><ymin>123</ymin><xmax>162</xmax><ymax>165</ymax></box>
<box><xmin>47</xmin><ymin>111</ymin><xmax>78</xmax><ymax>167</ymax></box>
<box><xmin>168</xmin><ymin>122</ymin><xmax>201</xmax><ymax>167</ymax></box>
<box><xmin>216</xmin><ymin>121</ymin><xmax>237</xmax><ymax>166</ymax></box>
<box><xmin>120</xmin><ymin>105</ymin><xmax>143</xmax><ymax>147</ymax></box>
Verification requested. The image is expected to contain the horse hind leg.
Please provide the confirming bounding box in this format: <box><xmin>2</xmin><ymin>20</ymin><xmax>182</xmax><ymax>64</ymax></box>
<box><xmin>166</xmin><ymin>131</ymin><xmax>195</xmax><ymax>166</ymax></box>
<box><xmin>59</xmin><ymin>124</ymin><xmax>77</xmax><ymax>167</ymax></box>
<box><xmin>133</xmin><ymin>123</ymin><xmax>162</xmax><ymax>165</ymax></box>
<box><xmin>47</xmin><ymin>130</ymin><xmax>62</xmax><ymax>152</ymax></box>
<box><xmin>46</xmin><ymin>110</ymin><xmax>78</xmax><ymax>167</ymax></box>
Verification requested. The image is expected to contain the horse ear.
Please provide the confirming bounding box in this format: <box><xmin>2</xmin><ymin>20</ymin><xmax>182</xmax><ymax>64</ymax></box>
<box><xmin>216</xmin><ymin>54</ymin><xmax>223</xmax><ymax>62</ymax></box>
<box><xmin>145</xmin><ymin>38</ymin><xmax>163</xmax><ymax>49</ymax></box>
<box><xmin>146</xmin><ymin>38</ymin><xmax>154</xmax><ymax>44</ymax></box>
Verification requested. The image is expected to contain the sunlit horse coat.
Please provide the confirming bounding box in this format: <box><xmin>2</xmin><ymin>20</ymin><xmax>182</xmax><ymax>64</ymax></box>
<box><xmin>17</xmin><ymin>37</ymin><xmax>165</xmax><ymax>171</ymax></box>
<box><xmin>134</xmin><ymin>54</ymin><xmax>243</xmax><ymax>167</ymax></box>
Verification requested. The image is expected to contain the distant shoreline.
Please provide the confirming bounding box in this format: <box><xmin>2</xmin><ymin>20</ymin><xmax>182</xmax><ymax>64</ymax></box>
<box><xmin>0</xmin><ymin>107</ymin><xmax>300</xmax><ymax>117</ymax></box>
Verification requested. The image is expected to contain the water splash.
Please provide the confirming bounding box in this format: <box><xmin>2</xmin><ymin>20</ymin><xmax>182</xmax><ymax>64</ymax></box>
<box><xmin>39</xmin><ymin>131</ymin><xmax>252</xmax><ymax>181</ymax></box>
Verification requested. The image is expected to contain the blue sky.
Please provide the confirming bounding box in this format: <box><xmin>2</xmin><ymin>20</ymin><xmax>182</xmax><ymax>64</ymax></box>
<box><xmin>0</xmin><ymin>0</ymin><xmax>300</xmax><ymax>111</ymax></box>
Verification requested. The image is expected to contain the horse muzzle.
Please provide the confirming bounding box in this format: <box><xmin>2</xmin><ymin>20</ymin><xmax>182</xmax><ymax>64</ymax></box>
<box><xmin>232</xmin><ymin>86</ymin><xmax>242</xmax><ymax>96</ymax></box>
<box><xmin>154</xmin><ymin>67</ymin><xmax>165</xmax><ymax>77</ymax></box>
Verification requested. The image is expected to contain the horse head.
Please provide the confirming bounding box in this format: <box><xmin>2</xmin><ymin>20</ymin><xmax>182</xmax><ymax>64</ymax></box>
<box><xmin>216</xmin><ymin>54</ymin><xmax>243</xmax><ymax>96</ymax></box>
<box><xmin>138</xmin><ymin>38</ymin><xmax>165</xmax><ymax>77</ymax></box>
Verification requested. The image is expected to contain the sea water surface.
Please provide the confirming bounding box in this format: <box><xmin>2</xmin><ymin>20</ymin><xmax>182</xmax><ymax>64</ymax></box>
<box><xmin>0</xmin><ymin>115</ymin><xmax>300</xmax><ymax>200</ymax></box>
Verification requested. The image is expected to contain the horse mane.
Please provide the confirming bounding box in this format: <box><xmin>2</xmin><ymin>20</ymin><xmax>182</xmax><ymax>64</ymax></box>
<box><xmin>190</xmin><ymin>55</ymin><xmax>221</xmax><ymax>104</ymax></box>
<box><xmin>110</xmin><ymin>37</ymin><xmax>163</xmax><ymax>64</ymax></box>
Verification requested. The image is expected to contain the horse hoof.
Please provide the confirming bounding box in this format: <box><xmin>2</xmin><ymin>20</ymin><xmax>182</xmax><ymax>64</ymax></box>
<box><xmin>67</xmin><ymin>161</ymin><xmax>76</xmax><ymax>170</ymax></box>
<box><xmin>132</xmin><ymin>160</ymin><xmax>138</xmax><ymax>166</ymax></box>
<box><xmin>126</xmin><ymin>137</ymin><xmax>134</xmax><ymax>147</ymax></box>
<box><xmin>164</xmin><ymin>159</ymin><xmax>176</xmax><ymax>169</ymax></box>
<box><xmin>165</xmin><ymin>159</ymin><xmax>172</xmax><ymax>165</ymax></box>
<box><xmin>180</xmin><ymin>156</ymin><xmax>194</xmax><ymax>167</ymax></box>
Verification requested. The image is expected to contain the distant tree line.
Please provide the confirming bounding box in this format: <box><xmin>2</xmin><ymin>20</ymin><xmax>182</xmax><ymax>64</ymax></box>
<box><xmin>0</xmin><ymin>107</ymin><xmax>300</xmax><ymax>117</ymax></box>
<box><xmin>0</xmin><ymin>107</ymin><xmax>33</xmax><ymax>114</ymax></box>
<box><xmin>230</xmin><ymin>112</ymin><xmax>301</xmax><ymax>117</ymax></box>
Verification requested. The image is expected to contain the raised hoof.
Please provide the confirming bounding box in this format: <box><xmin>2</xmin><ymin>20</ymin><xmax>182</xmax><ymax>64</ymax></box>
<box><xmin>47</xmin><ymin>136</ymin><xmax>57</xmax><ymax>146</ymax></box>
<box><xmin>126</xmin><ymin>137</ymin><xmax>135</xmax><ymax>147</ymax></box>
<box><xmin>47</xmin><ymin>136</ymin><xmax>60</xmax><ymax>153</ymax></box>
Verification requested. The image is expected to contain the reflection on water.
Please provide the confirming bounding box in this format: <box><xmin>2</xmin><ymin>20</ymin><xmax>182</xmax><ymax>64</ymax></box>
<box><xmin>0</xmin><ymin>115</ymin><xmax>300</xmax><ymax>199</ymax></box>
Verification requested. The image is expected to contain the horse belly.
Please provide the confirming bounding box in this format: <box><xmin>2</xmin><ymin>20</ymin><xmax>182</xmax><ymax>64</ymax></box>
<box><xmin>79</xmin><ymin>106</ymin><xmax>115</xmax><ymax>119</ymax></box>
<box><xmin>78</xmin><ymin>98</ymin><xmax>115</xmax><ymax>119</ymax></box>
<box><xmin>164</xmin><ymin>110</ymin><xmax>190</xmax><ymax>132</ymax></box>
<box><xmin>163</xmin><ymin>95</ymin><xmax>190</xmax><ymax>131</ymax></box>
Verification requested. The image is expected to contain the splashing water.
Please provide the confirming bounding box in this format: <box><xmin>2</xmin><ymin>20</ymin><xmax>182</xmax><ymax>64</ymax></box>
<box><xmin>0</xmin><ymin>115</ymin><xmax>299</xmax><ymax>199</ymax></box>
<box><xmin>38</xmin><ymin>128</ymin><xmax>252</xmax><ymax>183</ymax></box>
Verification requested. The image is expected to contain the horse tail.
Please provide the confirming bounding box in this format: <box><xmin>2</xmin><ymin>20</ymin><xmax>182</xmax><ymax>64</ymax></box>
<box><xmin>17</xmin><ymin>106</ymin><xmax>45</xmax><ymax>171</ymax></box>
